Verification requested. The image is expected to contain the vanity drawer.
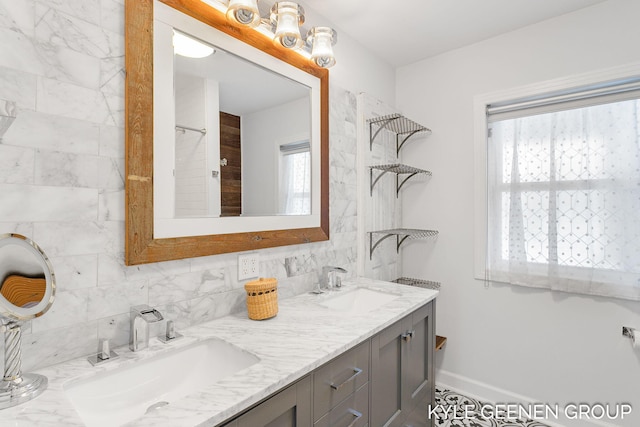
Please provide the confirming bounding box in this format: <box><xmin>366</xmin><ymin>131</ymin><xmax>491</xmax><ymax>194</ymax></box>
<box><xmin>314</xmin><ymin>383</ymin><xmax>368</xmax><ymax>427</ymax></box>
<box><xmin>313</xmin><ymin>341</ymin><xmax>370</xmax><ymax>420</ymax></box>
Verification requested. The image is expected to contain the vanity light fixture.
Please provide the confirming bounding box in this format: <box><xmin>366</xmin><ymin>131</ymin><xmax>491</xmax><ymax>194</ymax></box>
<box><xmin>206</xmin><ymin>0</ymin><xmax>338</xmax><ymax>68</ymax></box>
<box><xmin>270</xmin><ymin>2</ymin><xmax>305</xmax><ymax>49</ymax></box>
<box><xmin>307</xmin><ymin>27</ymin><xmax>337</xmax><ymax>68</ymax></box>
<box><xmin>173</xmin><ymin>31</ymin><xmax>215</xmax><ymax>58</ymax></box>
<box><xmin>226</xmin><ymin>0</ymin><xmax>261</xmax><ymax>27</ymax></box>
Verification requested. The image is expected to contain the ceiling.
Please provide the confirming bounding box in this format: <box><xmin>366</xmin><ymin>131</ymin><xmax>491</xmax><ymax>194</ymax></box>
<box><xmin>297</xmin><ymin>0</ymin><xmax>609</xmax><ymax>67</ymax></box>
<box><xmin>175</xmin><ymin>48</ymin><xmax>308</xmax><ymax>115</ymax></box>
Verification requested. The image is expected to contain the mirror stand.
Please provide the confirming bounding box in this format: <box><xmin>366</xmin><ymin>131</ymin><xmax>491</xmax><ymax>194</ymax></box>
<box><xmin>0</xmin><ymin>233</ymin><xmax>56</xmax><ymax>410</ymax></box>
<box><xmin>0</xmin><ymin>321</ymin><xmax>47</xmax><ymax>409</ymax></box>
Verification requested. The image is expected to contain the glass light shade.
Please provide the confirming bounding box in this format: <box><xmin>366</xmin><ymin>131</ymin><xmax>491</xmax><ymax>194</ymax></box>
<box><xmin>226</xmin><ymin>0</ymin><xmax>261</xmax><ymax>27</ymax></box>
<box><xmin>270</xmin><ymin>2</ymin><xmax>305</xmax><ymax>49</ymax></box>
<box><xmin>173</xmin><ymin>31</ymin><xmax>214</xmax><ymax>58</ymax></box>
<box><xmin>307</xmin><ymin>27</ymin><xmax>337</xmax><ymax>68</ymax></box>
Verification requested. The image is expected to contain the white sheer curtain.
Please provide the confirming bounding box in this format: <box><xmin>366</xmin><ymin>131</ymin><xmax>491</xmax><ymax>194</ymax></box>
<box><xmin>279</xmin><ymin>143</ymin><xmax>311</xmax><ymax>215</ymax></box>
<box><xmin>486</xmin><ymin>98</ymin><xmax>640</xmax><ymax>300</ymax></box>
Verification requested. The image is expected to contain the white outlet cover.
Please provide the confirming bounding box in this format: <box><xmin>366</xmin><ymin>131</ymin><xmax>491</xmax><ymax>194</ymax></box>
<box><xmin>238</xmin><ymin>252</ymin><xmax>260</xmax><ymax>280</ymax></box>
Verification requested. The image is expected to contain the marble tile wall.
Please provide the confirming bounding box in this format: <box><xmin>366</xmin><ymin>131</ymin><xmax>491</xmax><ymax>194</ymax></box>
<box><xmin>358</xmin><ymin>93</ymin><xmax>402</xmax><ymax>281</ymax></box>
<box><xmin>0</xmin><ymin>0</ymin><xmax>357</xmax><ymax>371</ymax></box>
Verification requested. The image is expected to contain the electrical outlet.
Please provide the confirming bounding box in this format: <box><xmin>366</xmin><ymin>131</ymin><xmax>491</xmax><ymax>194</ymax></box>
<box><xmin>238</xmin><ymin>252</ymin><xmax>260</xmax><ymax>280</ymax></box>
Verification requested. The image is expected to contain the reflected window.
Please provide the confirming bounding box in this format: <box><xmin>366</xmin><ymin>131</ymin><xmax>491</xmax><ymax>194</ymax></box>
<box><xmin>279</xmin><ymin>141</ymin><xmax>311</xmax><ymax>215</ymax></box>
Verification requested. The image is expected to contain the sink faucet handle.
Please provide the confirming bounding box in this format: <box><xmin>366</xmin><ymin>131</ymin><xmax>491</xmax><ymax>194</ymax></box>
<box><xmin>99</xmin><ymin>339</ymin><xmax>111</xmax><ymax>360</ymax></box>
<box><xmin>159</xmin><ymin>319</ymin><xmax>183</xmax><ymax>343</ymax></box>
<box><xmin>88</xmin><ymin>338</ymin><xmax>119</xmax><ymax>366</ymax></box>
<box><xmin>166</xmin><ymin>320</ymin><xmax>175</xmax><ymax>339</ymax></box>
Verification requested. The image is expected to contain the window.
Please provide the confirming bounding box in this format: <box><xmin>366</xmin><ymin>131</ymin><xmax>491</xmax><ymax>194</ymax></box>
<box><xmin>279</xmin><ymin>141</ymin><xmax>311</xmax><ymax>215</ymax></box>
<box><xmin>479</xmin><ymin>75</ymin><xmax>640</xmax><ymax>301</ymax></box>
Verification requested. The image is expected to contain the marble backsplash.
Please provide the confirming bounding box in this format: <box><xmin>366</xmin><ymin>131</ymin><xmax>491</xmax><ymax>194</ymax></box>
<box><xmin>0</xmin><ymin>0</ymin><xmax>357</xmax><ymax>371</ymax></box>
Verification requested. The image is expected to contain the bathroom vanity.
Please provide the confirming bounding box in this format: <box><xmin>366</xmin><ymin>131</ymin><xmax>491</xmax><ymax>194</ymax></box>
<box><xmin>222</xmin><ymin>300</ymin><xmax>433</xmax><ymax>427</ymax></box>
<box><xmin>1</xmin><ymin>278</ymin><xmax>437</xmax><ymax>427</ymax></box>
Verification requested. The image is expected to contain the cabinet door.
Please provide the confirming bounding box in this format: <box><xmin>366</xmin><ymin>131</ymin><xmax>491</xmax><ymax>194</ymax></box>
<box><xmin>403</xmin><ymin>301</ymin><xmax>434</xmax><ymax>422</ymax></box>
<box><xmin>370</xmin><ymin>301</ymin><xmax>435</xmax><ymax>427</ymax></box>
<box><xmin>370</xmin><ymin>318</ymin><xmax>405</xmax><ymax>427</ymax></box>
<box><xmin>235</xmin><ymin>376</ymin><xmax>312</xmax><ymax>427</ymax></box>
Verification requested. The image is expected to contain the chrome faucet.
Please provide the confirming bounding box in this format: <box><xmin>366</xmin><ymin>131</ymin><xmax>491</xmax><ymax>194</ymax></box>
<box><xmin>321</xmin><ymin>266</ymin><xmax>347</xmax><ymax>291</ymax></box>
<box><xmin>129</xmin><ymin>305</ymin><xmax>164</xmax><ymax>352</ymax></box>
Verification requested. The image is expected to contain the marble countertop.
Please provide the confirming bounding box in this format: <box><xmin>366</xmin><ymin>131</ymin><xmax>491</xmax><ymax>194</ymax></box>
<box><xmin>3</xmin><ymin>277</ymin><xmax>438</xmax><ymax>427</ymax></box>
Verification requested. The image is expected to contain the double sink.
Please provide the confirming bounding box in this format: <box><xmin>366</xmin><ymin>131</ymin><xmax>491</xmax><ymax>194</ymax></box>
<box><xmin>63</xmin><ymin>286</ymin><xmax>399</xmax><ymax>426</ymax></box>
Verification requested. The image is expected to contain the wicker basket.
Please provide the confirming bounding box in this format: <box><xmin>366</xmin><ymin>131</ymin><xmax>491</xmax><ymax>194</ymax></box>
<box><xmin>244</xmin><ymin>277</ymin><xmax>278</xmax><ymax>320</ymax></box>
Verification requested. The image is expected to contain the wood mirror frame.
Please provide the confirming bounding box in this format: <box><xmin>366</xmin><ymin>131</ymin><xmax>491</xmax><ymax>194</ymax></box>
<box><xmin>125</xmin><ymin>0</ymin><xmax>329</xmax><ymax>265</ymax></box>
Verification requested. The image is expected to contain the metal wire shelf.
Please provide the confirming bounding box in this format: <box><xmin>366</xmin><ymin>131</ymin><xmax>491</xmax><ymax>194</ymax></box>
<box><xmin>368</xmin><ymin>228</ymin><xmax>439</xmax><ymax>260</ymax></box>
<box><xmin>393</xmin><ymin>277</ymin><xmax>441</xmax><ymax>290</ymax></box>
<box><xmin>369</xmin><ymin>164</ymin><xmax>432</xmax><ymax>196</ymax></box>
<box><xmin>367</xmin><ymin>113</ymin><xmax>431</xmax><ymax>155</ymax></box>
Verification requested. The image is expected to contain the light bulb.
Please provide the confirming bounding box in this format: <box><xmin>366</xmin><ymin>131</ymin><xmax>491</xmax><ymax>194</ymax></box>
<box><xmin>226</xmin><ymin>0</ymin><xmax>261</xmax><ymax>27</ymax></box>
<box><xmin>173</xmin><ymin>31</ymin><xmax>214</xmax><ymax>58</ymax></box>
<box><xmin>307</xmin><ymin>27</ymin><xmax>337</xmax><ymax>68</ymax></box>
<box><xmin>270</xmin><ymin>2</ymin><xmax>305</xmax><ymax>49</ymax></box>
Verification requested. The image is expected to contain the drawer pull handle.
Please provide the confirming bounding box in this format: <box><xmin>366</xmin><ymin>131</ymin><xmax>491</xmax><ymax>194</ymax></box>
<box><xmin>402</xmin><ymin>330</ymin><xmax>415</xmax><ymax>342</ymax></box>
<box><xmin>330</xmin><ymin>367</ymin><xmax>363</xmax><ymax>391</ymax></box>
<box><xmin>344</xmin><ymin>409</ymin><xmax>363</xmax><ymax>427</ymax></box>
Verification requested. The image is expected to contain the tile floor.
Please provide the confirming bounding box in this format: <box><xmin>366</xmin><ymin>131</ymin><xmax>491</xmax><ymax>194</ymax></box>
<box><xmin>429</xmin><ymin>387</ymin><xmax>553</xmax><ymax>427</ymax></box>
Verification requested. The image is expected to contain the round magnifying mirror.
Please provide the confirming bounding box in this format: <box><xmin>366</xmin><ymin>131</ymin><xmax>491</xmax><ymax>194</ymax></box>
<box><xmin>0</xmin><ymin>233</ymin><xmax>55</xmax><ymax>321</ymax></box>
<box><xmin>0</xmin><ymin>233</ymin><xmax>56</xmax><ymax>410</ymax></box>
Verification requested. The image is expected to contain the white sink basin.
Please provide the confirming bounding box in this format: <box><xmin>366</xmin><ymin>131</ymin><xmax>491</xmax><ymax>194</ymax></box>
<box><xmin>317</xmin><ymin>287</ymin><xmax>399</xmax><ymax>315</ymax></box>
<box><xmin>64</xmin><ymin>338</ymin><xmax>259</xmax><ymax>427</ymax></box>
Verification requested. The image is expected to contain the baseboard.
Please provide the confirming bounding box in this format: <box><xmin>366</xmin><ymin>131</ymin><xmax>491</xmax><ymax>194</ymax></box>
<box><xmin>436</xmin><ymin>370</ymin><xmax>623</xmax><ymax>427</ymax></box>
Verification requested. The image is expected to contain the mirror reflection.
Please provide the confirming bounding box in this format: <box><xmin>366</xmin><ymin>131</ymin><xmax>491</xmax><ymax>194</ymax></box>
<box><xmin>169</xmin><ymin>30</ymin><xmax>312</xmax><ymax>218</ymax></box>
<box><xmin>0</xmin><ymin>234</ymin><xmax>55</xmax><ymax>320</ymax></box>
<box><xmin>0</xmin><ymin>246</ymin><xmax>46</xmax><ymax>309</ymax></box>
<box><xmin>125</xmin><ymin>0</ymin><xmax>329</xmax><ymax>264</ymax></box>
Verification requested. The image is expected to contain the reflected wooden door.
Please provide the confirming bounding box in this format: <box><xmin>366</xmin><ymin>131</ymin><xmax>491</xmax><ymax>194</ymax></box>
<box><xmin>219</xmin><ymin>111</ymin><xmax>241</xmax><ymax>216</ymax></box>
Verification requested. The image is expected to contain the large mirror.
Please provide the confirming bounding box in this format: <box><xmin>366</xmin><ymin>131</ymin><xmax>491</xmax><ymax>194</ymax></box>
<box><xmin>125</xmin><ymin>0</ymin><xmax>329</xmax><ymax>265</ymax></box>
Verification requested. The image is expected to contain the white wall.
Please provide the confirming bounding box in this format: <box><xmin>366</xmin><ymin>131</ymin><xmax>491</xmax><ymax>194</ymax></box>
<box><xmin>329</xmin><ymin>32</ymin><xmax>395</xmax><ymax>107</ymax></box>
<box><xmin>300</xmin><ymin>0</ymin><xmax>396</xmax><ymax>106</ymax></box>
<box><xmin>396</xmin><ymin>1</ymin><xmax>640</xmax><ymax>426</ymax></box>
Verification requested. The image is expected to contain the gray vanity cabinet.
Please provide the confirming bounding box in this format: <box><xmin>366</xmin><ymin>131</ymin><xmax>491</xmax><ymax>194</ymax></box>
<box><xmin>370</xmin><ymin>301</ymin><xmax>434</xmax><ymax>427</ymax></box>
<box><xmin>223</xmin><ymin>376</ymin><xmax>312</xmax><ymax>427</ymax></box>
<box><xmin>220</xmin><ymin>300</ymin><xmax>434</xmax><ymax>427</ymax></box>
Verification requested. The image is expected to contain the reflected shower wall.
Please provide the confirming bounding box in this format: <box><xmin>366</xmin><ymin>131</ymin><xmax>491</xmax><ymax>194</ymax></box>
<box><xmin>174</xmin><ymin>73</ymin><xmax>221</xmax><ymax>217</ymax></box>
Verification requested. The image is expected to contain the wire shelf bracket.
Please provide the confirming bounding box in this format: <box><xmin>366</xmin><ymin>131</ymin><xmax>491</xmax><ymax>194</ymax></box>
<box><xmin>367</xmin><ymin>113</ymin><xmax>431</xmax><ymax>155</ymax></box>
<box><xmin>368</xmin><ymin>228</ymin><xmax>438</xmax><ymax>260</ymax></box>
<box><xmin>369</xmin><ymin>164</ymin><xmax>432</xmax><ymax>197</ymax></box>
